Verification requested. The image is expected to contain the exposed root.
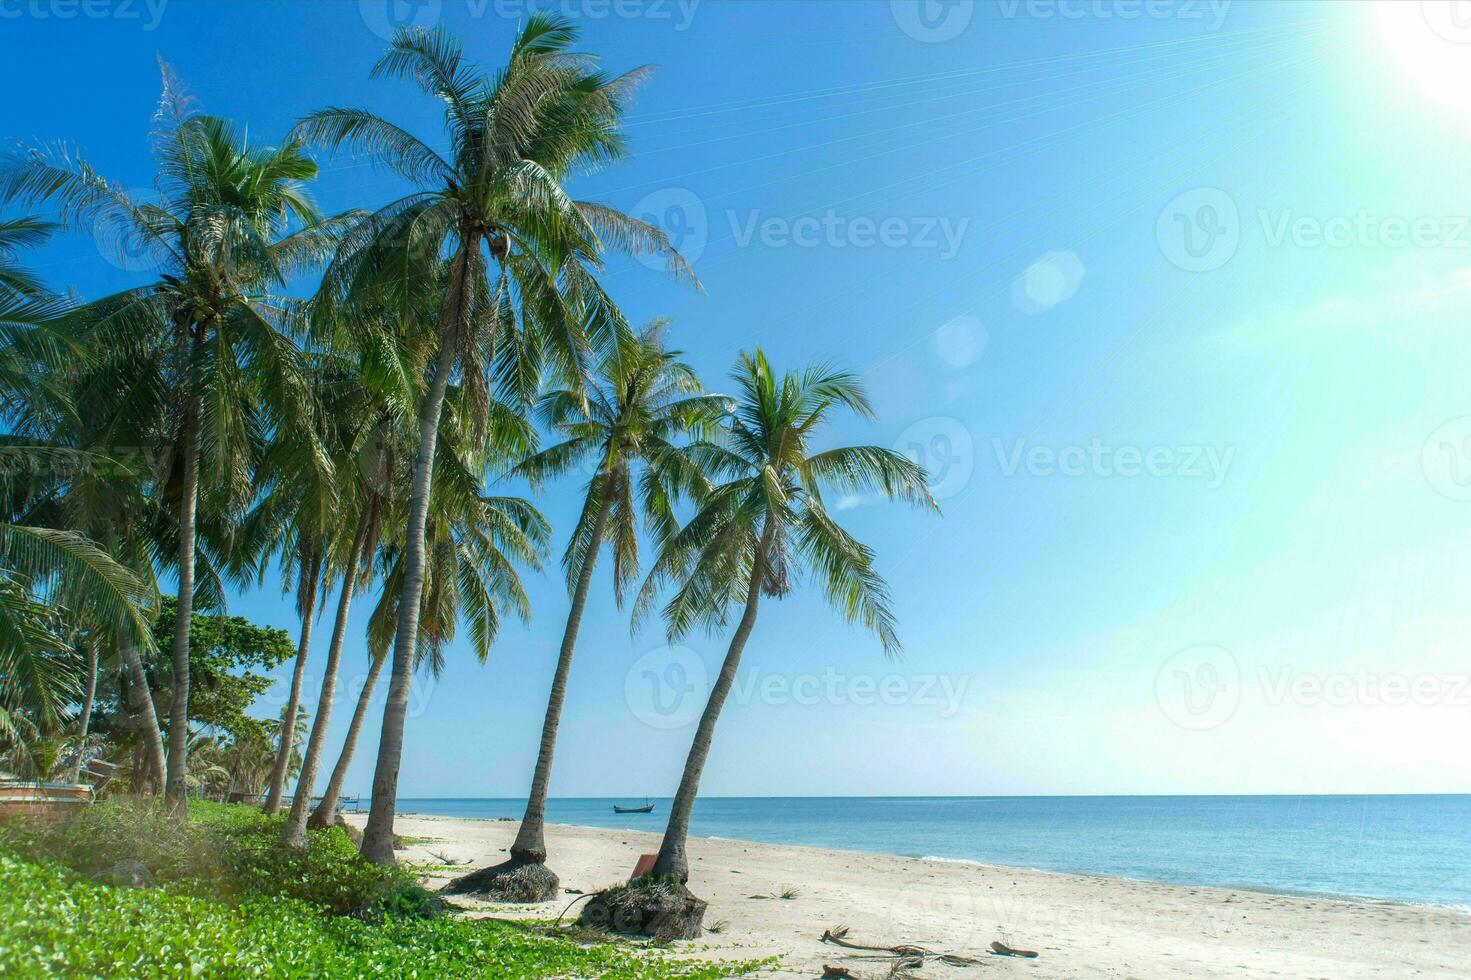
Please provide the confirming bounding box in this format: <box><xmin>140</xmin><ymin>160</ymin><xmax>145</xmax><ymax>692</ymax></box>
<box><xmin>578</xmin><ymin>876</ymin><xmax>707</xmax><ymax>940</ymax></box>
<box><xmin>442</xmin><ymin>859</ymin><xmax>560</xmax><ymax>903</ymax></box>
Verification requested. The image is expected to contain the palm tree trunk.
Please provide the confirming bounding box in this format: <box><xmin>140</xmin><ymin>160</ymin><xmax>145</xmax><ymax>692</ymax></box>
<box><xmin>309</xmin><ymin>649</ymin><xmax>385</xmax><ymax>830</ymax></box>
<box><xmin>361</xmin><ymin>238</ymin><xmax>474</xmax><ymax>864</ymax></box>
<box><xmin>510</xmin><ymin>488</ymin><xmax>612</xmax><ymax>865</ymax></box>
<box><xmin>263</xmin><ymin>553</ymin><xmax>323</xmax><ymax>815</ymax></box>
<box><xmin>120</xmin><ymin>634</ymin><xmax>166</xmax><ymax>796</ymax></box>
<box><xmin>164</xmin><ymin>399</ymin><xmax>199</xmax><ymax>815</ymax></box>
<box><xmin>67</xmin><ymin>638</ymin><xmax>99</xmax><ymax>783</ymax></box>
<box><xmin>282</xmin><ymin>518</ymin><xmax>369</xmax><ymax>848</ymax></box>
<box><xmin>651</xmin><ymin>519</ymin><xmax>775</xmax><ymax>882</ymax></box>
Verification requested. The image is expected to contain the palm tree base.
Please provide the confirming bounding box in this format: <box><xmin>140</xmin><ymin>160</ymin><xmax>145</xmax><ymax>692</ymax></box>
<box><xmin>442</xmin><ymin>858</ymin><xmax>559</xmax><ymax>903</ymax></box>
<box><xmin>577</xmin><ymin>876</ymin><xmax>707</xmax><ymax>940</ymax></box>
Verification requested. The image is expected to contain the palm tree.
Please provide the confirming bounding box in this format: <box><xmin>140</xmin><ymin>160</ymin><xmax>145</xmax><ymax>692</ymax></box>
<box><xmin>0</xmin><ymin>216</ymin><xmax>159</xmax><ymax>771</ymax></box>
<box><xmin>1</xmin><ymin>66</ymin><xmax>346</xmax><ymax>813</ymax></box>
<box><xmin>612</xmin><ymin>351</ymin><xmax>936</xmax><ymax>931</ymax></box>
<box><xmin>448</xmin><ymin>326</ymin><xmax>718</xmax><ymax>900</ymax></box>
<box><xmin>293</xmin><ymin>378</ymin><xmax>546</xmax><ymax>846</ymax></box>
<box><xmin>250</xmin><ymin>360</ymin><xmax>346</xmax><ymax>816</ymax></box>
<box><xmin>306</xmin><ymin>647</ymin><xmax>384</xmax><ymax>830</ymax></box>
<box><xmin>294</xmin><ymin>17</ymin><xmax>692</xmax><ymax>862</ymax></box>
<box><xmin>280</xmin><ymin>365</ymin><xmax>400</xmax><ymax>847</ymax></box>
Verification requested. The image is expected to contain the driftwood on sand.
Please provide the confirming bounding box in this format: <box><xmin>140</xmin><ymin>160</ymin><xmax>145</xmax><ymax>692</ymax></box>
<box><xmin>819</xmin><ymin>925</ymin><xmax>988</xmax><ymax>971</ymax></box>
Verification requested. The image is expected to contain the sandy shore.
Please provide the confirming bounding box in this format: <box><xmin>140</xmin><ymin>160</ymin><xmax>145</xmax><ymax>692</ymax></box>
<box><xmin>345</xmin><ymin>812</ymin><xmax>1470</xmax><ymax>978</ymax></box>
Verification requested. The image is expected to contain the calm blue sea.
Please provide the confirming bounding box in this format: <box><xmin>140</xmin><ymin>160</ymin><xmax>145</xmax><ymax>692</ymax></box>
<box><xmin>392</xmin><ymin>795</ymin><xmax>1471</xmax><ymax>909</ymax></box>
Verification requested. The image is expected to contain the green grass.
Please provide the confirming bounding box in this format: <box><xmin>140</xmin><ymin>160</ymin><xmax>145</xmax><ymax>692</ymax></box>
<box><xmin>0</xmin><ymin>802</ymin><xmax>770</xmax><ymax>978</ymax></box>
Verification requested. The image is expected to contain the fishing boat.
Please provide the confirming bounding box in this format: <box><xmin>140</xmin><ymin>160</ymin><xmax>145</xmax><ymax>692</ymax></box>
<box><xmin>613</xmin><ymin>798</ymin><xmax>655</xmax><ymax>814</ymax></box>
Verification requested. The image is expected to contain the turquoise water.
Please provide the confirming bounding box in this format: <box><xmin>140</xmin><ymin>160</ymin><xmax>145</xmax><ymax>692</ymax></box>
<box><xmin>394</xmin><ymin>795</ymin><xmax>1471</xmax><ymax>908</ymax></box>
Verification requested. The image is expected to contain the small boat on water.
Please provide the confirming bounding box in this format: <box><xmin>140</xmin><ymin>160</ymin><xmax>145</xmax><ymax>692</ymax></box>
<box><xmin>613</xmin><ymin>799</ymin><xmax>655</xmax><ymax>814</ymax></box>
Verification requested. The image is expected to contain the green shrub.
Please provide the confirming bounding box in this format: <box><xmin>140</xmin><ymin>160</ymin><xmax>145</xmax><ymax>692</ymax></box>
<box><xmin>0</xmin><ymin>855</ymin><xmax>769</xmax><ymax>978</ymax></box>
<box><xmin>0</xmin><ymin>799</ymin><xmax>223</xmax><ymax>889</ymax></box>
<box><xmin>217</xmin><ymin>813</ymin><xmax>417</xmax><ymax>916</ymax></box>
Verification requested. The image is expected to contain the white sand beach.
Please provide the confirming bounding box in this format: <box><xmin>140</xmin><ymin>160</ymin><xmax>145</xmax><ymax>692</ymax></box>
<box><xmin>348</xmin><ymin>812</ymin><xmax>1471</xmax><ymax>978</ymax></box>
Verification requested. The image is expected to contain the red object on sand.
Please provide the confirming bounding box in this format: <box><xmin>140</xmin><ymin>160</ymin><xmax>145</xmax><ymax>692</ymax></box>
<box><xmin>630</xmin><ymin>853</ymin><xmax>657</xmax><ymax>880</ymax></box>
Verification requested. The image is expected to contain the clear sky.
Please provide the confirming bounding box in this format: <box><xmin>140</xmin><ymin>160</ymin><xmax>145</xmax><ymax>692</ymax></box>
<box><xmin>7</xmin><ymin>0</ymin><xmax>1471</xmax><ymax>798</ymax></box>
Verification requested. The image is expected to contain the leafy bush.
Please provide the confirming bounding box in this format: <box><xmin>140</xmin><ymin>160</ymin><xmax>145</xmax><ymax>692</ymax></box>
<box><xmin>0</xmin><ymin>799</ymin><xmax>417</xmax><ymax>917</ymax></box>
<box><xmin>0</xmin><ymin>856</ymin><xmax>767</xmax><ymax>978</ymax></box>
<box><xmin>216</xmin><ymin>810</ymin><xmax>418</xmax><ymax>916</ymax></box>
<box><xmin>0</xmin><ymin>798</ymin><xmax>222</xmax><ymax>889</ymax></box>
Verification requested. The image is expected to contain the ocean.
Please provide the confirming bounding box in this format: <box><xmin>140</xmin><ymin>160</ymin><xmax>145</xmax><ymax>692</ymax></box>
<box><xmin>392</xmin><ymin>794</ymin><xmax>1471</xmax><ymax>909</ymax></box>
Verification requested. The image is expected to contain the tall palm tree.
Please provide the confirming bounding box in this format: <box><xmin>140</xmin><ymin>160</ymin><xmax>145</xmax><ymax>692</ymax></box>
<box><xmin>1</xmin><ymin>66</ymin><xmax>346</xmax><ymax>813</ymax></box>
<box><xmin>294</xmin><ymin>17</ymin><xmax>692</xmax><ymax>862</ymax></box>
<box><xmin>293</xmin><ymin>378</ymin><xmax>546</xmax><ymax>845</ymax></box>
<box><xmin>280</xmin><ymin>363</ymin><xmax>401</xmax><ymax>847</ymax></box>
<box><xmin>249</xmin><ymin>360</ymin><xmax>345</xmax><ymax>816</ymax></box>
<box><xmin>626</xmin><ymin>351</ymin><xmax>936</xmax><ymax>921</ymax></box>
<box><xmin>448</xmin><ymin>326</ymin><xmax>718</xmax><ymax>900</ymax></box>
<box><xmin>0</xmin><ymin>216</ymin><xmax>159</xmax><ymax>770</ymax></box>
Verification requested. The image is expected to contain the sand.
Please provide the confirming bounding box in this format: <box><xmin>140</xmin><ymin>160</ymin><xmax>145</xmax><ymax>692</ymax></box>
<box><xmin>344</xmin><ymin>811</ymin><xmax>1471</xmax><ymax>978</ymax></box>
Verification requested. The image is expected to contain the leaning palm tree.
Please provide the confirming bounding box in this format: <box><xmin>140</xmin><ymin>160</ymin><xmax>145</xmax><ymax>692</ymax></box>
<box><xmin>587</xmin><ymin>351</ymin><xmax>936</xmax><ymax>937</ymax></box>
<box><xmin>287</xmin><ymin>377</ymin><xmax>546</xmax><ymax>847</ymax></box>
<box><xmin>448</xmin><ymin>326</ymin><xmax>718</xmax><ymax>900</ymax></box>
<box><xmin>0</xmin><ymin>66</ymin><xmax>345</xmax><ymax>813</ymax></box>
<box><xmin>279</xmin><ymin>362</ymin><xmax>405</xmax><ymax>846</ymax></box>
<box><xmin>294</xmin><ymin>17</ymin><xmax>693</xmax><ymax>862</ymax></box>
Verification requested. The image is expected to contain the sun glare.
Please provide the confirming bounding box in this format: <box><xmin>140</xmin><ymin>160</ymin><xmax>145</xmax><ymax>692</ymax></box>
<box><xmin>1375</xmin><ymin>1</ymin><xmax>1471</xmax><ymax>109</ymax></box>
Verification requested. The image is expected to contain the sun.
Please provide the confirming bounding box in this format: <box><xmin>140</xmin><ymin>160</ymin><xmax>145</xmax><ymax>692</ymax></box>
<box><xmin>1375</xmin><ymin>1</ymin><xmax>1471</xmax><ymax>109</ymax></box>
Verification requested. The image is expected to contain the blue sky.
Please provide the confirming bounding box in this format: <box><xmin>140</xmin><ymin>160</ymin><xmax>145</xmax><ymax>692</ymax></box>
<box><xmin>7</xmin><ymin>0</ymin><xmax>1471</xmax><ymax>797</ymax></box>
